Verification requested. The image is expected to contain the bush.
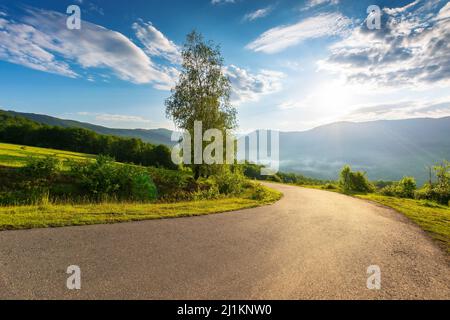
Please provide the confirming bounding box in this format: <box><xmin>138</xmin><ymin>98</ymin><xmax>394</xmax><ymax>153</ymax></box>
<box><xmin>212</xmin><ymin>167</ymin><xmax>246</xmax><ymax>195</ymax></box>
<box><xmin>250</xmin><ymin>184</ymin><xmax>271</xmax><ymax>201</ymax></box>
<box><xmin>147</xmin><ymin>167</ymin><xmax>197</xmax><ymax>199</ymax></box>
<box><xmin>380</xmin><ymin>184</ymin><xmax>397</xmax><ymax>196</ymax></box>
<box><xmin>322</xmin><ymin>183</ymin><xmax>337</xmax><ymax>190</ymax></box>
<box><xmin>339</xmin><ymin>165</ymin><xmax>374</xmax><ymax>193</ymax></box>
<box><xmin>70</xmin><ymin>155</ymin><xmax>157</xmax><ymax>202</ymax></box>
<box><xmin>192</xmin><ymin>184</ymin><xmax>220</xmax><ymax>200</ymax></box>
<box><xmin>379</xmin><ymin>177</ymin><xmax>416</xmax><ymax>198</ymax></box>
<box><xmin>414</xmin><ymin>162</ymin><xmax>450</xmax><ymax>205</ymax></box>
<box><xmin>20</xmin><ymin>156</ymin><xmax>61</xmax><ymax>179</ymax></box>
<box><xmin>396</xmin><ymin>176</ymin><xmax>416</xmax><ymax>198</ymax></box>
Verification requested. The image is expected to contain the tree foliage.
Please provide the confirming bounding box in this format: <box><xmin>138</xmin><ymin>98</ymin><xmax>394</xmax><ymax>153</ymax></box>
<box><xmin>165</xmin><ymin>31</ymin><xmax>237</xmax><ymax>178</ymax></box>
<box><xmin>0</xmin><ymin>111</ymin><xmax>176</xmax><ymax>169</ymax></box>
<box><xmin>339</xmin><ymin>165</ymin><xmax>374</xmax><ymax>193</ymax></box>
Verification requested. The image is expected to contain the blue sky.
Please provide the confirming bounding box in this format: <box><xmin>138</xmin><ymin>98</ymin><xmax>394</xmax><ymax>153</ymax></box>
<box><xmin>0</xmin><ymin>0</ymin><xmax>449</xmax><ymax>131</ymax></box>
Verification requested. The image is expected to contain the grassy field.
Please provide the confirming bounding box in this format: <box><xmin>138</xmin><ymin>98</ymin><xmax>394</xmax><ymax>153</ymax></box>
<box><xmin>0</xmin><ymin>187</ymin><xmax>281</xmax><ymax>230</ymax></box>
<box><xmin>356</xmin><ymin>194</ymin><xmax>450</xmax><ymax>253</ymax></box>
<box><xmin>0</xmin><ymin>142</ymin><xmax>282</xmax><ymax>230</ymax></box>
<box><xmin>0</xmin><ymin>143</ymin><xmax>95</xmax><ymax>168</ymax></box>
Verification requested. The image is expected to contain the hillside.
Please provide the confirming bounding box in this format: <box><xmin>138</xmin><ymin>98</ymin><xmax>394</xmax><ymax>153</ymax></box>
<box><xmin>0</xmin><ymin>143</ymin><xmax>95</xmax><ymax>168</ymax></box>
<box><xmin>2</xmin><ymin>110</ymin><xmax>174</xmax><ymax>146</ymax></box>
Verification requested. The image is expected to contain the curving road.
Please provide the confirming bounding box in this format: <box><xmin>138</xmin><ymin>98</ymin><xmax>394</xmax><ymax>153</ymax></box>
<box><xmin>0</xmin><ymin>182</ymin><xmax>449</xmax><ymax>299</ymax></box>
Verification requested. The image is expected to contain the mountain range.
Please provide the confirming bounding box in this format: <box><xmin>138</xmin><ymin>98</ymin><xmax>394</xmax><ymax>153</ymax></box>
<box><xmin>3</xmin><ymin>109</ymin><xmax>449</xmax><ymax>185</ymax></box>
<box><xmin>277</xmin><ymin>117</ymin><xmax>450</xmax><ymax>184</ymax></box>
<box><xmin>3</xmin><ymin>110</ymin><xmax>174</xmax><ymax>146</ymax></box>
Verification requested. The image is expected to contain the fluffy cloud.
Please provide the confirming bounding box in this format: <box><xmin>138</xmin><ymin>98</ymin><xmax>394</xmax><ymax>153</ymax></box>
<box><xmin>303</xmin><ymin>0</ymin><xmax>340</xmax><ymax>10</ymax></box>
<box><xmin>225</xmin><ymin>65</ymin><xmax>284</xmax><ymax>104</ymax></box>
<box><xmin>246</xmin><ymin>12</ymin><xmax>352</xmax><ymax>53</ymax></box>
<box><xmin>0</xmin><ymin>6</ymin><xmax>285</xmax><ymax>103</ymax></box>
<box><xmin>243</xmin><ymin>6</ymin><xmax>273</xmax><ymax>22</ymax></box>
<box><xmin>343</xmin><ymin>98</ymin><xmax>450</xmax><ymax>122</ymax></box>
<box><xmin>319</xmin><ymin>0</ymin><xmax>450</xmax><ymax>87</ymax></box>
<box><xmin>0</xmin><ymin>7</ymin><xmax>177</xmax><ymax>89</ymax></box>
<box><xmin>132</xmin><ymin>21</ymin><xmax>181</xmax><ymax>64</ymax></box>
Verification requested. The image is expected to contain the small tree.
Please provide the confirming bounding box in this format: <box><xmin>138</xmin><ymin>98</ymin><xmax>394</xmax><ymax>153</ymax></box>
<box><xmin>396</xmin><ymin>176</ymin><xmax>416</xmax><ymax>198</ymax></box>
<box><xmin>165</xmin><ymin>31</ymin><xmax>237</xmax><ymax>179</ymax></box>
<box><xmin>339</xmin><ymin>165</ymin><xmax>373</xmax><ymax>193</ymax></box>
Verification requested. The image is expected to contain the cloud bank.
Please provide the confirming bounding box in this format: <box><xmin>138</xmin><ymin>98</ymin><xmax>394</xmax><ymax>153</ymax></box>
<box><xmin>319</xmin><ymin>0</ymin><xmax>450</xmax><ymax>88</ymax></box>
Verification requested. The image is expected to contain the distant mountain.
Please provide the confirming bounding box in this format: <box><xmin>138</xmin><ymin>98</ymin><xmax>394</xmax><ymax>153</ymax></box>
<box><xmin>275</xmin><ymin>117</ymin><xmax>450</xmax><ymax>185</ymax></box>
<box><xmin>3</xmin><ymin>110</ymin><xmax>174</xmax><ymax>146</ymax></box>
<box><xmin>4</xmin><ymin>109</ymin><xmax>450</xmax><ymax>184</ymax></box>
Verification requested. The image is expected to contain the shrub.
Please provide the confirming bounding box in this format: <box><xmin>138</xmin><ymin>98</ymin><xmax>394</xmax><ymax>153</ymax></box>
<box><xmin>20</xmin><ymin>156</ymin><xmax>61</xmax><ymax>179</ymax></box>
<box><xmin>147</xmin><ymin>167</ymin><xmax>197</xmax><ymax>199</ymax></box>
<box><xmin>250</xmin><ymin>184</ymin><xmax>271</xmax><ymax>201</ymax></box>
<box><xmin>192</xmin><ymin>184</ymin><xmax>220</xmax><ymax>200</ymax></box>
<box><xmin>339</xmin><ymin>165</ymin><xmax>374</xmax><ymax>193</ymax></box>
<box><xmin>70</xmin><ymin>155</ymin><xmax>157</xmax><ymax>202</ymax></box>
<box><xmin>322</xmin><ymin>183</ymin><xmax>337</xmax><ymax>190</ymax></box>
<box><xmin>396</xmin><ymin>176</ymin><xmax>416</xmax><ymax>198</ymax></box>
<box><xmin>373</xmin><ymin>180</ymin><xmax>395</xmax><ymax>189</ymax></box>
<box><xmin>380</xmin><ymin>184</ymin><xmax>397</xmax><ymax>196</ymax></box>
<box><xmin>414</xmin><ymin>162</ymin><xmax>450</xmax><ymax>205</ymax></box>
<box><xmin>212</xmin><ymin>167</ymin><xmax>246</xmax><ymax>195</ymax></box>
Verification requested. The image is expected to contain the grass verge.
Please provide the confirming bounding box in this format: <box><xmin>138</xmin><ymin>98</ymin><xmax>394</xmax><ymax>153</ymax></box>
<box><xmin>356</xmin><ymin>194</ymin><xmax>450</xmax><ymax>253</ymax></box>
<box><xmin>0</xmin><ymin>184</ymin><xmax>282</xmax><ymax>231</ymax></box>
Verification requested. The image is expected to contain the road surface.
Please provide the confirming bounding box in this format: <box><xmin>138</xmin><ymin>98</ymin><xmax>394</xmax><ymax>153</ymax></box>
<box><xmin>0</xmin><ymin>183</ymin><xmax>448</xmax><ymax>299</ymax></box>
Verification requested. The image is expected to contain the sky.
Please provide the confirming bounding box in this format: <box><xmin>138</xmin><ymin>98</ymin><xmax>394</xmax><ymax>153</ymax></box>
<box><xmin>0</xmin><ymin>0</ymin><xmax>449</xmax><ymax>132</ymax></box>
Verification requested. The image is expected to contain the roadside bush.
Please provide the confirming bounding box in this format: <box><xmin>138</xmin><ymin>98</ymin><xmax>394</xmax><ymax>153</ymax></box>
<box><xmin>192</xmin><ymin>184</ymin><xmax>220</xmax><ymax>200</ymax></box>
<box><xmin>380</xmin><ymin>177</ymin><xmax>416</xmax><ymax>198</ymax></box>
<box><xmin>414</xmin><ymin>161</ymin><xmax>450</xmax><ymax>205</ymax></box>
<box><xmin>396</xmin><ymin>176</ymin><xmax>416</xmax><ymax>198</ymax></box>
<box><xmin>20</xmin><ymin>156</ymin><xmax>61</xmax><ymax>179</ymax></box>
<box><xmin>250</xmin><ymin>184</ymin><xmax>271</xmax><ymax>201</ymax></box>
<box><xmin>380</xmin><ymin>184</ymin><xmax>397</xmax><ymax>196</ymax></box>
<box><xmin>322</xmin><ymin>183</ymin><xmax>337</xmax><ymax>190</ymax></box>
<box><xmin>339</xmin><ymin>165</ymin><xmax>374</xmax><ymax>193</ymax></box>
<box><xmin>212</xmin><ymin>167</ymin><xmax>246</xmax><ymax>195</ymax></box>
<box><xmin>70</xmin><ymin>155</ymin><xmax>157</xmax><ymax>202</ymax></box>
<box><xmin>147</xmin><ymin>167</ymin><xmax>198</xmax><ymax>201</ymax></box>
<box><xmin>373</xmin><ymin>180</ymin><xmax>395</xmax><ymax>189</ymax></box>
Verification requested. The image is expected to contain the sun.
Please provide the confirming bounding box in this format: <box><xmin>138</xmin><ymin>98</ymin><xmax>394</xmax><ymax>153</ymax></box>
<box><xmin>311</xmin><ymin>81</ymin><xmax>354</xmax><ymax>115</ymax></box>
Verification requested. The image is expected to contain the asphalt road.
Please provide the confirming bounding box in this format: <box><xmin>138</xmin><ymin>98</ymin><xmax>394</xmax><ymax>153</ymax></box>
<box><xmin>0</xmin><ymin>183</ymin><xmax>448</xmax><ymax>299</ymax></box>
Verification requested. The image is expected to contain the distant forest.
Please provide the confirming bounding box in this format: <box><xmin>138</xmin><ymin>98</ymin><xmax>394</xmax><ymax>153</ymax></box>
<box><xmin>0</xmin><ymin>111</ymin><xmax>176</xmax><ymax>169</ymax></box>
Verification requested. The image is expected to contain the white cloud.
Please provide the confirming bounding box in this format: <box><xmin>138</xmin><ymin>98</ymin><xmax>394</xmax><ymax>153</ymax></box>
<box><xmin>243</xmin><ymin>6</ymin><xmax>273</xmax><ymax>22</ymax></box>
<box><xmin>343</xmin><ymin>98</ymin><xmax>450</xmax><ymax>122</ymax></box>
<box><xmin>303</xmin><ymin>0</ymin><xmax>340</xmax><ymax>10</ymax></box>
<box><xmin>132</xmin><ymin>21</ymin><xmax>181</xmax><ymax>64</ymax></box>
<box><xmin>246</xmin><ymin>12</ymin><xmax>352</xmax><ymax>53</ymax></box>
<box><xmin>384</xmin><ymin>0</ymin><xmax>420</xmax><ymax>15</ymax></box>
<box><xmin>225</xmin><ymin>65</ymin><xmax>285</xmax><ymax>104</ymax></box>
<box><xmin>0</xmin><ymin>6</ymin><xmax>286</xmax><ymax>104</ymax></box>
<box><xmin>0</xmin><ymin>7</ymin><xmax>177</xmax><ymax>90</ymax></box>
<box><xmin>319</xmin><ymin>0</ymin><xmax>450</xmax><ymax>88</ymax></box>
